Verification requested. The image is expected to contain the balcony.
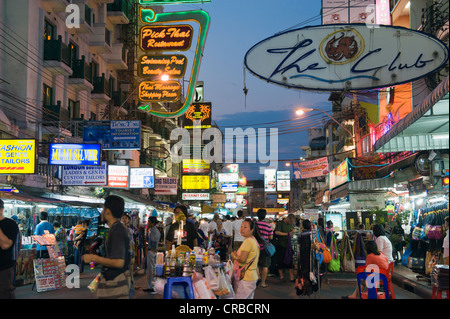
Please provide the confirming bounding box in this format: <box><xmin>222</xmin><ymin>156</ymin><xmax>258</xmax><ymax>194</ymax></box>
<box><xmin>68</xmin><ymin>56</ymin><xmax>94</xmax><ymax>91</ymax></box>
<box><xmin>107</xmin><ymin>43</ymin><xmax>128</xmax><ymax>70</ymax></box>
<box><xmin>42</xmin><ymin>101</ymin><xmax>70</xmax><ymax>123</ymax></box>
<box><xmin>107</xmin><ymin>0</ymin><xmax>132</xmax><ymax>25</ymax></box>
<box><xmin>309</xmin><ymin>136</ymin><xmax>326</xmax><ymax>150</ymax></box>
<box><xmin>91</xmin><ymin>74</ymin><xmax>112</xmax><ymax>104</ymax></box>
<box><xmin>41</xmin><ymin>0</ymin><xmax>69</xmax><ymax>12</ymax></box>
<box><xmin>43</xmin><ymin>36</ymin><xmax>73</xmax><ymax>76</ymax></box>
<box><xmin>89</xmin><ymin>23</ymin><xmax>112</xmax><ymax>55</ymax></box>
<box><xmin>69</xmin><ymin>1</ymin><xmax>94</xmax><ymax>34</ymax></box>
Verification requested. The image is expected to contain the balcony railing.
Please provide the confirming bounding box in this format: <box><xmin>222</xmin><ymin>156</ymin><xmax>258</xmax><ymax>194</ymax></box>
<box><xmin>43</xmin><ymin>101</ymin><xmax>70</xmax><ymax>123</ymax></box>
<box><xmin>44</xmin><ymin>36</ymin><xmax>72</xmax><ymax>68</ymax></box>
<box><xmin>92</xmin><ymin>74</ymin><xmax>112</xmax><ymax>96</ymax></box>
<box><xmin>107</xmin><ymin>0</ymin><xmax>132</xmax><ymax>24</ymax></box>
<box><xmin>70</xmin><ymin>56</ymin><xmax>93</xmax><ymax>83</ymax></box>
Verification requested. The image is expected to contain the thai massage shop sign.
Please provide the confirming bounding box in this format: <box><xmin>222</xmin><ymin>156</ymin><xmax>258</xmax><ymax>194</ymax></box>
<box><xmin>0</xmin><ymin>139</ymin><xmax>36</xmax><ymax>174</ymax></box>
<box><xmin>139</xmin><ymin>81</ymin><xmax>181</xmax><ymax>103</ymax></box>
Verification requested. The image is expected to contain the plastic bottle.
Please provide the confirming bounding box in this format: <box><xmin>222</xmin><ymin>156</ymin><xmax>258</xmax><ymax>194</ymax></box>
<box><xmin>164</xmin><ymin>251</ymin><xmax>171</xmax><ymax>277</ymax></box>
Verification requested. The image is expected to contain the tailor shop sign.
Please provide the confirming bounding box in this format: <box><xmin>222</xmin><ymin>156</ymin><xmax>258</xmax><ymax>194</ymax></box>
<box><xmin>0</xmin><ymin>139</ymin><xmax>36</xmax><ymax>174</ymax></box>
<box><xmin>244</xmin><ymin>24</ymin><xmax>448</xmax><ymax>91</ymax></box>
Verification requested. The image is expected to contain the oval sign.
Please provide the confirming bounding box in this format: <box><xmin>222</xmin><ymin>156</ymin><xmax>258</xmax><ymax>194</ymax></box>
<box><xmin>244</xmin><ymin>24</ymin><xmax>449</xmax><ymax>91</ymax></box>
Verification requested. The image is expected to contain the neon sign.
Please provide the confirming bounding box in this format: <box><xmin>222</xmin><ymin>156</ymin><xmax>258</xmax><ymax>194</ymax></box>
<box><xmin>49</xmin><ymin>143</ymin><xmax>101</xmax><ymax>166</ymax></box>
<box><xmin>138</xmin><ymin>54</ymin><xmax>187</xmax><ymax>78</ymax></box>
<box><xmin>140</xmin><ymin>25</ymin><xmax>193</xmax><ymax>51</ymax></box>
<box><xmin>138</xmin><ymin>80</ymin><xmax>181</xmax><ymax>102</ymax></box>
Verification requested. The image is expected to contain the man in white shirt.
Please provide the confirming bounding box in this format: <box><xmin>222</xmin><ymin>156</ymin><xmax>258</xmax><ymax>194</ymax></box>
<box><xmin>222</xmin><ymin>215</ymin><xmax>233</xmax><ymax>254</ymax></box>
<box><xmin>232</xmin><ymin>210</ymin><xmax>245</xmax><ymax>250</ymax></box>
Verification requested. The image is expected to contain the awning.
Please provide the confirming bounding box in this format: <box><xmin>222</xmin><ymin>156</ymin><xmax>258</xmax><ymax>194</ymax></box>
<box><xmin>374</xmin><ymin>76</ymin><xmax>449</xmax><ymax>153</ymax></box>
<box><xmin>109</xmin><ymin>189</ymin><xmax>161</xmax><ymax>208</ymax></box>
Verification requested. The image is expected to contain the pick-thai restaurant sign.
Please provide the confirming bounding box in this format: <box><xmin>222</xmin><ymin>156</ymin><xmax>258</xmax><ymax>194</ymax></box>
<box><xmin>0</xmin><ymin>139</ymin><xmax>36</xmax><ymax>174</ymax></box>
<box><xmin>140</xmin><ymin>25</ymin><xmax>193</xmax><ymax>51</ymax></box>
<box><xmin>139</xmin><ymin>81</ymin><xmax>181</xmax><ymax>102</ymax></box>
<box><xmin>139</xmin><ymin>54</ymin><xmax>187</xmax><ymax>78</ymax></box>
<box><xmin>106</xmin><ymin>165</ymin><xmax>129</xmax><ymax>188</ymax></box>
<box><xmin>244</xmin><ymin>24</ymin><xmax>449</xmax><ymax>91</ymax></box>
<box><xmin>62</xmin><ymin>161</ymin><xmax>107</xmax><ymax>186</ymax></box>
<box><xmin>293</xmin><ymin>157</ymin><xmax>329</xmax><ymax>180</ymax></box>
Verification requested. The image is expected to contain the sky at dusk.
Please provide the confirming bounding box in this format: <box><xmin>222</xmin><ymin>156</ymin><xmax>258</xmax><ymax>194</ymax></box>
<box><xmin>165</xmin><ymin>0</ymin><xmax>333</xmax><ymax>179</ymax></box>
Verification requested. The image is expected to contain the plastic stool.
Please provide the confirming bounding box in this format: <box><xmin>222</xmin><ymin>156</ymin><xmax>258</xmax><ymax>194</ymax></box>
<box><xmin>432</xmin><ymin>285</ymin><xmax>449</xmax><ymax>299</ymax></box>
<box><xmin>163</xmin><ymin>277</ymin><xmax>195</xmax><ymax>299</ymax></box>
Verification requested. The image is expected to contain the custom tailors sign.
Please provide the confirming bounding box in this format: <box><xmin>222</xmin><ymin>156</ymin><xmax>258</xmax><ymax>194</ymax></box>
<box><xmin>244</xmin><ymin>24</ymin><xmax>449</xmax><ymax>91</ymax></box>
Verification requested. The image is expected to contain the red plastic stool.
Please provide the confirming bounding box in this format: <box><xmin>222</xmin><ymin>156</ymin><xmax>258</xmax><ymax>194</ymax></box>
<box><xmin>432</xmin><ymin>285</ymin><xmax>449</xmax><ymax>299</ymax></box>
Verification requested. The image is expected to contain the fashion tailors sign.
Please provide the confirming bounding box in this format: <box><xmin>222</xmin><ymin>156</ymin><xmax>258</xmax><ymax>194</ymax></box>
<box><xmin>244</xmin><ymin>24</ymin><xmax>449</xmax><ymax>91</ymax></box>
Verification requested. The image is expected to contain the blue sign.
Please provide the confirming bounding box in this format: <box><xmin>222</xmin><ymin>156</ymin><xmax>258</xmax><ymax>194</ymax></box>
<box><xmin>83</xmin><ymin>120</ymin><xmax>141</xmax><ymax>150</ymax></box>
<box><xmin>221</xmin><ymin>183</ymin><xmax>238</xmax><ymax>192</ymax></box>
<box><xmin>49</xmin><ymin>143</ymin><xmax>101</xmax><ymax>166</ymax></box>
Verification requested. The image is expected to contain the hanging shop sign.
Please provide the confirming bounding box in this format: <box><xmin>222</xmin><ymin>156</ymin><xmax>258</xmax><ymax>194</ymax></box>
<box><xmin>244</xmin><ymin>24</ymin><xmax>449</xmax><ymax>91</ymax></box>
<box><xmin>49</xmin><ymin>143</ymin><xmax>101</xmax><ymax>166</ymax></box>
<box><xmin>182</xmin><ymin>175</ymin><xmax>210</xmax><ymax>190</ymax></box>
<box><xmin>329</xmin><ymin>159</ymin><xmax>350</xmax><ymax>190</ymax></box>
<box><xmin>183</xmin><ymin>102</ymin><xmax>212</xmax><ymax>129</ymax></box>
<box><xmin>349</xmin><ymin>193</ymin><xmax>385</xmax><ymax>211</ymax></box>
<box><xmin>106</xmin><ymin>165</ymin><xmax>129</xmax><ymax>188</ymax></box>
<box><xmin>218</xmin><ymin>173</ymin><xmax>239</xmax><ymax>183</ymax></box>
<box><xmin>221</xmin><ymin>183</ymin><xmax>238</xmax><ymax>192</ymax></box>
<box><xmin>264</xmin><ymin>169</ymin><xmax>277</xmax><ymax>192</ymax></box>
<box><xmin>129</xmin><ymin>167</ymin><xmax>155</xmax><ymax>188</ymax></box>
<box><xmin>140</xmin><ymin>25</ymin><xmax>193</xmax><ymax>52</ymax></box>
<box><xmin>138</xmin><ymin>54</ymin><xmax>187</xmax><ymax>78</ymax></box>
<box><xmin>211</xmin><ymin>193</ymin><xmax>226</xmax><ymax>203</ymax></box>
<box><xmin>236</xmin><ymin>186</ymin><xmax>248</xmax><ymax>195</ymax></box>
<box><xmin>139</xmin><ymin>0</ymin><xmax>211</xmax><ymax>5</ymax></box>
<box><xmin>182</xmin><ymin>193</ymin><xmax>210</xmax><ymax>201</ymax></box>
<box><xmin>82</xmin><ymin>120</ymin><xmax>141</xmax><ymax>150</ymax></box>
<box><xmin>293</xmin><ymin>157</ymin><xmax>329</xmax><ymax>179</ymax></box>
<box><xmin>277</xmin><ymin>170</ymin><xmax>291</xmax><ymax>191</ymax></box>
<box><xmin>138</xmin><ymin>80</ymin><xmax>181</xmax><ymax>103</ymax></box>
<box><xmin>182</xmin><ymin>159</ymin><xmax>210</xmax><ymax>173</ymax></box>
<box><xmin>61</xmin><ymin>161</ymin><xmax>107</xmax><ymax>186</ymax></box>
<box><xmin>0</xmin><ymin>139</ymin><xmax>36</xmax><ymax>174</ymax></box>
<box><xmin>154</xmin><ymin>177</ymin><xmax>178</xmax><ymax>195</ymax></box>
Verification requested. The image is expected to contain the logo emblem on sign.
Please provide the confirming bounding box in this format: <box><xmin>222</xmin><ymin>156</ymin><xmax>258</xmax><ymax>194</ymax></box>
<box><xmin>320</xmin><ymin>29</ymin><xmax>364</xmax><ymax>65</ymax></box>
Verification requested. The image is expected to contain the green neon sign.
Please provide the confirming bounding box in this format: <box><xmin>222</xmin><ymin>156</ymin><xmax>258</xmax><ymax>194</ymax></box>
<box><xmin>139</xmin><ymin>0</ymin><xmax>211</xmax><ymax>5</ymax></box>
<box><xmin>138</xmin><ymin>8</ymin><xmax>210</xmax><ymax>119</ymax></box>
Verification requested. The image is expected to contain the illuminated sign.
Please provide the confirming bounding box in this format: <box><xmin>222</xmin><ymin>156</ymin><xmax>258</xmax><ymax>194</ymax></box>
<box><xmin>129</xmin><ymin>167</ymin><xmax>155</xmax><ymax>188</ymax></box>
<box><xmin>107</xmin><ymin>165</ymin><xmax>129</xmax><ymax>188</ymax></box>
<box><xmin>244</xmin><ymin>24</ymin><xmax>449</xmax><ymax>91</ymax></box>
<box><xmin>139</xmin><ymin>0</ymin><xmax>211</xmax><ymax>4</ymax></box>
<box><xmin>218</xmin><ymin>173</ymin><xmax>239</xmax><ymax>183</ymax></box>
<box><xmin>138</xmin><ymin>80</ymin><xmax>181</xmax><ymax>102</ymax></box>
<box><xmin>138</xmin><ymin>54</ymin><xmax>187</xmax><ymax>78</ymax></box>
<box><xmin>293</xmin><ymin>157</ymin><xmax>329</xmax><ymax>180</ymax></box>
<box><xmin>0</xmin><ymin>139</ymin><xmax>36</xmax><ymax>174</ymax></box>
<box><xmin>264</xmin><ymin>169</ymin><xmax>276</xmax><ymax>192</ymax></box>
<box><xmin>138</xmin><ymin>8</ymin><xmax>210</xmax><ymax>118</ymax></box>
<box><xmin>183</xmin><ymin>103</ymin><xmax>212</xmax><ymax>129</ymax></box>
<box><xmin>182</xmin><ymin>159</ymin><xmax>210</xmax><ymax>173</ymax></box>
<box><xmin>182</xmin><ymin>175</ymin><xmax>210</xmax><ymax>190</ymax></box>
<box><xmin>236</xmin><ymin>187</ymin><xmax>248</xmax><ymax>195</ymax></box>
<box><xmin>329</xmin><ymin>159</ymin><xmax>350</xmax><ymax>190</ymax></box>
<box><xmin>221</xmin><ymin>183</ymin><xmax>238</xmax><ymax>192</ymax></box>
<box><xmin>229</xmin><ymin>164</ymin><xmax>239</xmax><ymax>173</ymax></box>
<box><xmin>140</xmin><ymin>25</ymin><xmax>193</xmax><ymax>52</ymax></box>
<box><xmin>277</xmin><ymin>170</ymin><xmax>291</xmax><ymax>192</ymax></box>
<box><xmin>49</xmin><ymin>143</ymin><xmax>101</xmax><ymax>166</ymax></box>
<box><xmin>182</xmin><ymin>193</ymin><xmax>210</xmax><ymax>200</ymax></box>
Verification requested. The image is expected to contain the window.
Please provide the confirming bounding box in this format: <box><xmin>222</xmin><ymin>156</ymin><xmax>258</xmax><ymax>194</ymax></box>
<box><xmin>91</xmin><ymin>60</ymin><xmax>99</xmax><ymax>78</ymax></box>
<box><xmin>69</xmin><ymin>41</ymin><xmax>78</xmax><ymax>66</ymax></box>
<box><xmin>44</xmin><ymin>20</ymin><xmax>56</xmax><ymax>41</ymax></box>
<box><xmin>68</xmin><ymin>99</ymin><xmax>80</xmax><ymax>119</ymax></box>
<box><xmin>43</xmin><ymin>84</ymin><xmax>53</xmax><ymax>105</ymax></box>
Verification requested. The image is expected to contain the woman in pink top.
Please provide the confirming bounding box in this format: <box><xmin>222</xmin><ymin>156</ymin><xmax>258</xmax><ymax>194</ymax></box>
<box><xmin>342</xmin><ymin>240</ymin><xmax>389</xmax><ymax>299</ymax></box>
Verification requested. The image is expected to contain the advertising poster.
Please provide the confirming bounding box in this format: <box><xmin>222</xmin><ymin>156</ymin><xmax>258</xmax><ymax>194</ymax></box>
<box><xmin>264</xmin><ymin>169</ymin><xmax>276</xmax><ymax>192</ymax></box>
<box><xmin>277</xmin><ymin>170</ymin><xmax>291</xmax><ymax>191</ymax></box>
<box><xmin>0</xmin><ymin>139</ymin><xmax>36</xmax><ymax>174</ymax></box>
<box><xmin>293</xmin><ymin>157</ymin><xmax>329</xmax><ymax>180</ymax></box>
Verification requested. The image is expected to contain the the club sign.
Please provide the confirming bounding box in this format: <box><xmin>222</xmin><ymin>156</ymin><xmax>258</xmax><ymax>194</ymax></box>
<box><xmin>244</xmin><ymin>24</ymin><xmax>449</xmax><ymax>91</ymax></box>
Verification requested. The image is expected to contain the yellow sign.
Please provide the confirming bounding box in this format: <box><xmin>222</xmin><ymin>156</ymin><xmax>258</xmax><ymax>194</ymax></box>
<box><xmin>182</xmin><ymin>175</ymin><xmax>210</xmax><ymax>190</ymax></box>
<box><xmin>0</xmin><ymin>139</ymin><xmax>36</xmax><ymax>174</ymax></box>
<box><xmin>182</xmin><ymin>159</ymin><xmax>210</xmax><ymax>173</ymax></box>
<box><xmin>252</xmin><ymin>208</ymin><xmax>286</xmax><ymax>213</ymax></box>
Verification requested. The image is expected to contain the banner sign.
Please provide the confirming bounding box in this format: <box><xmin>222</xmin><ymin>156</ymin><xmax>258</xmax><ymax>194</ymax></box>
<box><xmin>182</xmin><ymin>175</ymin><xmax>210</xmax><ymax>190</ymax></box>
<box><xmin>138</xmin><ymin>54</ymin><xmax>187</xmax><ymax>78</ymax></box>
<box><xmin>182</xmin><ymin>193</ymin><xmax>210</xmax><ymax>200</ymax></box>
<box><xmin>83</xmin><ymin>120</ymin><xmax>141</xmax><ymax>150</ymax></box>
<box><xmin>107</xmin><ymin>165</ymin><xmax>129</xmax><ymax>188</ymax></box>
<box><xmin>62</xmin><ymin>161</ymin><xmax>107</xmax><ymax>186</ymax></box>
<box><xmin>183</xmin><ymin>103</ymin><xmax>212</xmax><ymax>129</ymax></box>
<box><xmin>182</xmin><ymin>159</ymin><xmax>210</xmax><ymax>173</ymax></box>
<box><xmin>140</xmin><ymin>25</ymin><xmax>193</xmax><ymax>52</ymax></box>
<box><xmin>293</xmin><ymin>157</ymin><xmax>329</xmax><ymax>180</ymax></box>
<box><xmin>129</xmin><ymin>167</ymin><xmax>155</xmax><ymax>188</ymax></box>
<box><xmin>49</xmin><ymin>143</ymin><xmax>101</xmax><ymax>166</ymax></box>
<box><xmin>329</xmin><ymin>159</ymin><xmax>350</xmax><ymax>190</ymax></box>
<box><xmin>0</xmin><ymin>139</ymin><xmax>36</xmax><ymax>174</ymax></box>
<box><xmin>154</xmin><ymin>177</ymin><xmax>178</xmax><ymax>195</ymax></box>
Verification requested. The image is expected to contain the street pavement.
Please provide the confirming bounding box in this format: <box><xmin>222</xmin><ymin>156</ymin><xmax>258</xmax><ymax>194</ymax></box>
<box><xmin>14</xmin><ymin>264</ymin><xmax>427</xmax><ymax>300</ymax></box>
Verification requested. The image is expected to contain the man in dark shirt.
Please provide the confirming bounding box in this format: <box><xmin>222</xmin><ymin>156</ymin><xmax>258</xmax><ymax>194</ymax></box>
<box><xmin>83</xmin><ymin>195</ymin><xmax>131</xmax><ymax>298</ymax></box>
<box><xmin>166</xmin><ymin>205</ymin><xmax>197</xmax><ymax>250</ymax></box>
<box><xmin>0</xmin><ymin>199</ymin><xmax>19</xmax><ymax>299</ymax></box>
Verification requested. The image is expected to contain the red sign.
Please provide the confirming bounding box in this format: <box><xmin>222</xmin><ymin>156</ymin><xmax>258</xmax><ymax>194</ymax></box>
<box><xmin>107</xmin><ymin>165</ymin><xmax>129</xmax><ymax>188</ymax></box>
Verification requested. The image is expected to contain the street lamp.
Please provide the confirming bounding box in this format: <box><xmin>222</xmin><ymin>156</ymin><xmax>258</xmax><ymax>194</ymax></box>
<box><xmin>295</xmin><ymin>107</ymin><xmax>354</xmax><ymax>139</ymax></box>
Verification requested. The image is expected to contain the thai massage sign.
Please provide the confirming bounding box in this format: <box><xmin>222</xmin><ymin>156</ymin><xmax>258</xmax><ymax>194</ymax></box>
<box><xmin>140</xmin><ymin>25</ymin><xmax>193</xmax><ymax>51</ymax></box>
<box><xmin>139</xmin><ymin>81</ymin><xmax>181</xmax><ymax>102</ymax></box>
<box><xmin>139</xmin><ymin>55</ymin><xmax>187</xmax><ymax>78</ymax></box>
<box><xmin>244</xmin><ymin>24</ymin><xmax>449</xmax><ymax>91</ymax></box>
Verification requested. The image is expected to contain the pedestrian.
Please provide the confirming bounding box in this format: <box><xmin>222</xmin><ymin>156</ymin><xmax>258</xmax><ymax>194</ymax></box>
<box><xmin>74</xmin><ymin>220</ymin><xmax>88</xmax><ymax>273</ymax></box>
<box><xmin>443</xmin><ymin>216</ymin><xmax>449</xmax><ymax>265</ymax></box>
<box><xmin>82</xmin><ymin>195</ymin><xmax>132</xmax><ymax>299</ymax></box>
<box><xmin>222</xmin><ymin>215</ymin><xmax>234</xmax><ymax>254</ymax></box>
<box><xmin>0</xmin><ymin>199</ymin><xmax>19</xmax><ymax>299</ymax></box>
<box><xmin>53</xmin><ymin>221</ymin><xmax>68</xmax><ymax>258</ymax></box>
<box><xmin>163</xmin><ymin>216</ymin><xmax>173</xmax><ymax>244</ymax></box>
<box><xmin>342</xmin><ymin>240</ymin><xmax>389</xmax><ymax>299</ymax></box>
<box><xmin>373</xmin><ymin>224</ymin><xmax>394</xmax><ymax>264</ymax></box>
<box><xmin>255</xmin><ymin>209</ymin><xmax>273</xmax><ymax>288</ymax></box>
<box><xmin>325</xmin><ymin>220</ymin><xmax>336</xmax><ymax>247</ymax></box>
<box><xmin>144</xmin><ymin>216</ymin><xmax>160</xmax><ymax>294</ymax></box>
<box><xmin>208</xmin><ymin>213</ymin><xmax>220</xmax><ymax>238</ymax></box>
<box><xmin>391</xmin><ymin>218</ymin><xmax>405</xmax><ymax>264</ymax></box>
<box><xmin>296</xmin><ymin>219</ymin><xmax>316</xmax><ymax>296</ymax></box>
<box><xmin>231</xmin><ymin>218</ymin><xmax>265</xmax><ymax>299</ymax></box>
<box><xmin>34</xmin><ymin>211</ymin><xmax>55</xmax><ymax>259</ymax></box>
<box><xmin>10</xmin><ymin>215</ymin><xmax>22</xmax><ymax>289</ymax></box>
<box><xmin>232</xmin><ymin>210</ymin><xmax>245</xmax><ymax>251</ymax></box>
<box><xmin>274</xmin><ymin>214</ymin><xmax>296</xmax><ymax>282</ymax></box>
<box><xmin>121</xmin><ymin>213</ymin><xmax>135</xmax><ymax>298</ymax></box>
<box><xmin>165</xmin><ymin>205</ymin><xmax>197</xmax><ymax>250</ymax></box>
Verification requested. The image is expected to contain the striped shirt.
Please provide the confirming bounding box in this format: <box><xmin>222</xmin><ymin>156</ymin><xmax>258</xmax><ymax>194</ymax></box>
<box><xmin>256</xmin><ymin>221</ymin><xmax>273</xmax><ymax>250</ymax></box>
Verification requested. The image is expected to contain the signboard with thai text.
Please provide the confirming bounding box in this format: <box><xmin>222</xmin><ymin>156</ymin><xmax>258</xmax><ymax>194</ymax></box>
<box><xmin>182</xmin><ymin>175</ymin><xmax>210</xmax><ymax>190</ymax></box>
<box><xmin>293</xmin><ymin>157</ymin><xmax>329</xmax><ymax>180</ymax></box>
